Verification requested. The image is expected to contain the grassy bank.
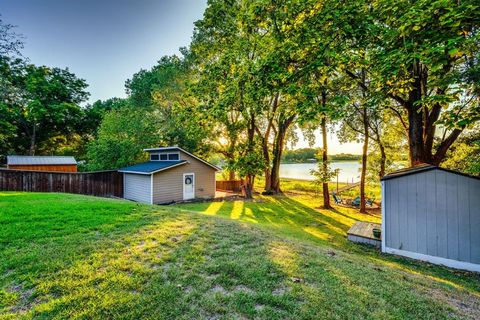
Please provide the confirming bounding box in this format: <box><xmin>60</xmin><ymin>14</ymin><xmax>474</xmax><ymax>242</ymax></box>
<box><xmin>254</xmin><ymin>177</ymin><xmax>381</xmax><ymax>200</ymax></box>
<box><xmin>1</xmin><ymin>191</ymin><xmax>479</xmax><ymax>319</ymax></box>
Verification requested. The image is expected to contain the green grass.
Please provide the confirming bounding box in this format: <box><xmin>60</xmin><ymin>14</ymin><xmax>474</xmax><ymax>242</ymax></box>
<box><xmin>255</xmin><ymin>177</ymin><xmax>381</xmax><ymax>200</ymax></box>
<box><xmin>1</xmin><ymin>191</ymin><xmax>479</xmax><ymax>319</ymax></box>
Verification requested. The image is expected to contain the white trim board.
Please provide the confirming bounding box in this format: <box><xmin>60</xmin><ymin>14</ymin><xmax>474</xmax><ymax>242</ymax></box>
<box><xmin>384</xmin><ymin>247</ymin><xmax>480</xmax><ymax>273</ymax></box>
<box><xmin>381</xmin><ymin>181</ymin><xmax>386</xmax><ymax>253</ymax></box>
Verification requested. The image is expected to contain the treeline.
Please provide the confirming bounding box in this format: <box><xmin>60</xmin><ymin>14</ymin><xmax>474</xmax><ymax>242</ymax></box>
<box><xmin>1</xmin><ymin>0</ymin><xmax>479</xmax><ymax>209</ymax></box>
<box><xmin>282</xmin><ymin>149</ymin><xmax>361</xmax><ymax>163</ymax></box>
<box><xmin>0</xmin><ymin>17</ymin><xmax>129</xmax><ymax>162</ymax></box>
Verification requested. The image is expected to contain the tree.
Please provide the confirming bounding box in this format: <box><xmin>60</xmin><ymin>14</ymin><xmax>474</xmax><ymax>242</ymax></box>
<box><xmin>367</xmin><ymin>111</ymin><xmax>409</xmax><ymax>182</ymax></box>
<box><xmin>342</xmin><ymin>0</ymin><xmax>480</xmax><ymax>165</ymax></box>
<box><xmin>127</xmin><ymin>55</ymin><xmax>212</xmax><ymax>156</ymax></box>
<box><xmin>0</xmin><ymin>58</ymin><xmax>89</xmax><ymax>156</ymax></box>
<box><xmin>82</xmin><ymin>98</ymin><xmax>128</xmax><ymax>137</ymax></box>
<box><xmin>442</xmin><ymin>126</ymin><xmax>480</xmax><ymax>176</ymax></box>
<box><xmin>310</xmin><ymin>144</ymin><xmax>335</xmax><ymax>208</ymax></box>
<box><xmin>0</xmin><ymin>16</ymin><xmax>23</xmax><ymax>57</ymax></box>
<box><xmin>86</xmin><ymin>106</ymin><xmax>160</xmax><ymax>170</ymax></box>
<box><xmin>285</xmin><ymin>0</ymin><xmax>480</xmax><ymax>167</ymax></box>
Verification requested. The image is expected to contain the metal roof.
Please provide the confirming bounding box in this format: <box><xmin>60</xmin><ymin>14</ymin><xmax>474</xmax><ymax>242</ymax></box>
<box><xmin>143</xmin><ymin>146</ymin><xmax>221</xmax><ymax>171</ymax></box>
<box><xmin>7</xmin><ymin>155</ymin><xmax>77</xmax><ymax>165</ymax></box>
<box><xmin>381</xmin><ymin>164</ymin><xmax>480</xmax><ymax>181</ymax></box>
<box><xmin>118</xmin><ymin>160</ymin><xmax>187</xmax><ymax>175</ymax></box>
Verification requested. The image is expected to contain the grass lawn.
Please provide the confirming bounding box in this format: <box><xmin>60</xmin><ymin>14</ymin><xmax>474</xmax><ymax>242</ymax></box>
<box><xmin>254</xmin><ymin>177</ymin><xmax>382</xmax><ymax>200</ymax></box>
<box><xmin>1</xmin><ymin>190</ymin><xmax>480</xmax><ymax>319</ymax></box>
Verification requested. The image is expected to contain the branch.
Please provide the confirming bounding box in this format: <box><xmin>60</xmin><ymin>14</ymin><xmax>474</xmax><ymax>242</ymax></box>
<box><xmin>433</xmin><ymin>128</ymin><xmax>463</xmax><ymax>165</ymax></box>
<box><xmin>387</xmin><ymin>106</ymin><xmax>408</xmax><ymax>130</ymax></box>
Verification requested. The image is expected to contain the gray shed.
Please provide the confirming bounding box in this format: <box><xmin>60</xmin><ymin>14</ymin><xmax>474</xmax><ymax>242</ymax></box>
<box><xmin>119</xmin><ymin>147</ymin><xmax>220</xmax><ymax>204</ymax></box>
<box><xmin>381</xmin><ymin>164</ymin><xmax>480</xmax><ymax>272</ymax></box>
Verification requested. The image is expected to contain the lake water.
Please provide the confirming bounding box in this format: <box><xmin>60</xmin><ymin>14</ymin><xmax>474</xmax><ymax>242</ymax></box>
<box><xmin>280</xmin><ymin>161</ymin><xmax>361</xmax><ymax>183</ymax></box>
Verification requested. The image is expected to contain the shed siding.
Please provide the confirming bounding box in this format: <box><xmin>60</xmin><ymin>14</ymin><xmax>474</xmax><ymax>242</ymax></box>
<box><xmin>415</xmin><ymin>173</ymin><xmax>427</xmax><ymax>254</ymax></box>
<box><xmin>152</xmin><ymin>151</ymin><xmax>216</xmax><ymax>204</ymax></box>
<box><xmin>471</xmin><ymin>178</ymin><xmax>480</xmax><ymax>264</ymax></box>
<box><xmin>7</xmin><ymin>164</ymin><xmax>77</xmax><ymax>172</ymax></box>
<box><xmin>384</xmin><ymin>169</ymin><xmax>480</xmax><ymax>267</ymax></box>
<box><xmin>124</xmin><ymin>173</ymin><xmax>151</xmax><ymax>204</ymax></box>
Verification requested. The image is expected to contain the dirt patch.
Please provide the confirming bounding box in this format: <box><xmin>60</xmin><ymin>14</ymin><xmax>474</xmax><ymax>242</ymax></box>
<box><xmin>210</xmin><ymin>285</ymin><xmax>228</xmax><ymax>295</ymax></box>
<box><xmin>233</xmin><ymin>285</ymin><xmax>255</xmax><ymax>295</ymax></box>
<box><xmin>8</xmin><ymin>283</ymin><xmax>35</xmax><ymax>313</ymax></box>
<box><xmin>255</xmin><ymin>304</ymin><xmax>265</xmax><ymax>311</ymax></box>
<box><xmin>272</xmin><ymin>285</ymin><xmax>290</xmax><ymax>296</ymax></box>
<box><xmin>427</xmin><ymin>288</ymin><xmax>480</xmax><ymax>319</ymax></box>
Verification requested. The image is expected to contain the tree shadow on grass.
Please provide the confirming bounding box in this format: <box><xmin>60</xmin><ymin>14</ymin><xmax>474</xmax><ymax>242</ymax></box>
<box><xmin>0</xmin><ymin>193</ymin><xmax>194</xmax><ymax>315</ymax></box>
<box><xmin>176</xmin><ymin>195</ymin><xmax>480</xmax><ymax>296</ymax></box>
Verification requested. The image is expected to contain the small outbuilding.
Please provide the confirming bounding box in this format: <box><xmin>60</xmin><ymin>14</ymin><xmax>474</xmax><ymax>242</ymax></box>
<box><xmin>381</xmin><ymin>164</ymin><xmax>480</xmax><ymax>272</ymax></box>
<box><xmin>7</xmin><ymin>155</ymin><xmax>78</xmax><ymax>172</ymax></box>
<box><xmin>119</xmin><ymin>147</ymin><xmax>220</xmax><ymax>204</ymax></box>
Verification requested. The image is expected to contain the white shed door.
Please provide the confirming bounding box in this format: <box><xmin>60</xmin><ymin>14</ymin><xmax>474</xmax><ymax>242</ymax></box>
<box><xmin>183</xmin><ymin>173</ymin><xmax>195</xmax><ymax>200</ymax></box>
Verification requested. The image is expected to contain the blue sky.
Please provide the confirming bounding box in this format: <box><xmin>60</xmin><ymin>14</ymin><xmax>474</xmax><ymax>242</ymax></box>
<box><xmin>1</xmin><ymin>0</ymin><xmax>361</xmax><ymax>153</ymax></box>
<box><xmin>1</xmin><ymin>0</ymin><xmax>207</xmax><ymax>103</ymax></box>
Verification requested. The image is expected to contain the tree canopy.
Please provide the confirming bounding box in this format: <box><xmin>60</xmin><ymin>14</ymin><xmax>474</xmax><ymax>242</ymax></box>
<box><xmin>1</xmin><ymin>1</ymin><xmax>479</xmax><ymax>200</ymax></box>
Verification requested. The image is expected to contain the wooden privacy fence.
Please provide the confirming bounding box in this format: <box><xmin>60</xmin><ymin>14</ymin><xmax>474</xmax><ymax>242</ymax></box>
<box><xmin>0</xmin><ymin>169</ymin><xmax>123</xmax><ymax>198</ymax></box>
<box><xmin>216</xmin><ymin>179</ymin><xmax>244</xmax><ymax>192</ymax></box>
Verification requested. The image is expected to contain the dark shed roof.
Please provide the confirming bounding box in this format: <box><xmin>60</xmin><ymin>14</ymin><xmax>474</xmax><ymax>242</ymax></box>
<box><xmin>7</xmin><ymin>155</ymin><xmax>77</xmax><ymax>165</ymax></box>
<box><xmin>118</xmin><ymin>160</ymin><xmax>187</xmax><ymax>175</ymax></box>
<box><xmin>381</xmin><ymin>164</ymin><xmax>480</xmax><ymax>181</ymax></box>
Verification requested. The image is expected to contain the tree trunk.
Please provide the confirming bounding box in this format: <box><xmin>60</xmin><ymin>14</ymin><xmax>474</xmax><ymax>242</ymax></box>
<box><xmin>264</xmin><ymin>168</ymin><xmax>271</xmax><ymax>191</ymax></box>
<box><xmin>360</xmin><ymin>106</ymin><xmax>369</xmax><ymax>214</ymax></box>
<box><xmin>29</xmin><ymin>124</ymin><xmax>36</xmax><ymax>156</ymax></box>
<box><xmin>265</xmin><ymin>115</ymin><xmax>295</xmax><ymax>194</ymax></box>
<box><xmin>260</xmin><ymin>136</ymin><xmax>271</xmax><ymax>191</ymax></box>
<box><xmin>244</xmin><ymin>113</ymin><xmax>256</xmax><ymax>199</ymax></box>
<box><xmin>228</xmin><ymin>170</ymin><xmax>235</xmax><ymax>181</ymax></box>
<box><xmin>268</xmin><ymin>127</ymin><xmax>286</xmax><ymax>194</ymax></box>
<box><xmin>379</xmin><ymin>142</ymin><xmax>386</xmax><ymax>179</ymax></box>
<box><xmin>406</xmin><ymin>104</ymin><xmax>426</xmax><ymax>166</ymax></box>
<box><xmin>321</xmin><ymin>115</ymin><xmax>331</xmax><ymax>209</ymax></box>
<box><xmin>244</xmin><ymin>174</ymin><xmax>253</xmax><ymax>199</ymax></box>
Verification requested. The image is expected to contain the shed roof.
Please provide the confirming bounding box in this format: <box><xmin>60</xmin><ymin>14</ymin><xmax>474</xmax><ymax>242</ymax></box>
<box><xmin>118</xmin><ymin>160</ymin><xmax>187</xmax><ymax>175</ymax></box>
<box><xmin>381</xmin><ymin>164</ymin><xmax>480</xmax><ymax>181</ymax></box>
<box><xmin>7</xmin><ymin>155</ymin><xmax>77</xmax><ymax>165</ymax></box>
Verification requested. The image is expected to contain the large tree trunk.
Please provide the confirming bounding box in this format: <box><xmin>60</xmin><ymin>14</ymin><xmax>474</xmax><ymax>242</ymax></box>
<box><xmin>321</xmin><ymin>115</ymin><xmax>331</xmax><ymax>209</ymax></box>
<box><xmin>360</xmin><ymin>106</ymin><xmax>369</xmax><ymax>213</ymax></box>
<box><xmin>228</xmin><ymin>170</ymin><xmax>235</xmax><ymax>180</ymax></box>
<box><xmin>406</xmin><ymin>104</ymin><xmax>426</xmax><ymax>166</ymax></box>
<box><xmin>265</xmin><ymin>115</ymin><xmax>295</xmax><ymax>194</ymax></box>
<box><xmin>244</xmin><ymin>113</ymin><xmax>256</xmax><ymax>199</ymax></box>
<box><xmin>403</xmin><ymin>60</ymin><xmax>463</xmax><ymax>166</ymax></box>
<box><xmin>260</xmin><ymin>136</ymin><xmax>271</xmax><ymax>192</ymax></box>
<box><xmin>260</xmin><ymin>93</ymin><xmax>278</xmax><ymax>192</ymax></box>
<box><xmin>244</xmin><ymin>174</ymin><xmax>253</xmax><ymax>199</ymax></box>
<box><xmin>268</xmin><ymin>127</ymin><xmax>286</xmax><ymax>194</ymax></box>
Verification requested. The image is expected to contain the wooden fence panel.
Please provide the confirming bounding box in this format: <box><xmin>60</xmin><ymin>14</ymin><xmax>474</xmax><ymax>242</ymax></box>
<box><xmin>0</xmin><ymin>169</ymin><xmax>123</xmax><ymax>198</ymax></box>
<box><xmin>216</xmin><ymin>180</ymin><xmax>244</xmax><ymax>192</ymax></box>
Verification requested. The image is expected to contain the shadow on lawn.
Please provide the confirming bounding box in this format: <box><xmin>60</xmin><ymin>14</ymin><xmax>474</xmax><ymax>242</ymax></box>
<box><xmin>179</xmin><ymin>195</ymin><xmax>361</xmax><ymax>249</ymax></box>
<box><xmin>177</xmin><ymin>195</ymin><xmax>480</xmax><ymax>295</ymax></box>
